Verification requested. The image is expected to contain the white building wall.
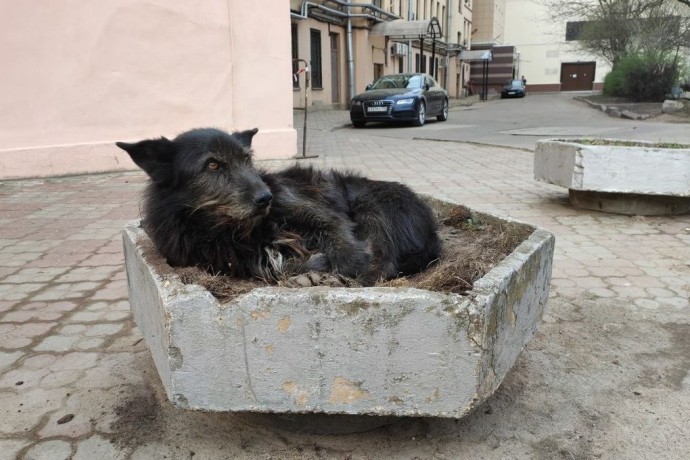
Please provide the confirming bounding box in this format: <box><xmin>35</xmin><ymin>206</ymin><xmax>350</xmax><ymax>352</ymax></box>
<box><xmin>503</xmin><ymin>0</ymin><xmax>610</xmax><ymax>91</ymax></box>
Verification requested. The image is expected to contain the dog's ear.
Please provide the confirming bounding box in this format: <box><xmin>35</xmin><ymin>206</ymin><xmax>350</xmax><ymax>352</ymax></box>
<box><xmin>233</xmin><ymin>128</ymin><xmax>259</xmax><ymax>150</ymax></box>
<box><xmin>116</xmin><ymin>138</ymin><xmax>174</xmax><ymax>184</ymax></box>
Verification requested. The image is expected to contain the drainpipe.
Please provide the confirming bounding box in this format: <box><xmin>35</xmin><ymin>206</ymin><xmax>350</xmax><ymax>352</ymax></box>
<box><xmin>346</xmin><ymin>0</ymin><xmax>355</xmax><ymax>104</ymax></box>
<box><xmin>407</xmin><ymin>0</ymin><xmax>413</xmax><ymax>72</ymax></box>
<box><xmin>444</xmin><ymin>0</ymin><xmax>451</xmax><ymax>90</ymax></box>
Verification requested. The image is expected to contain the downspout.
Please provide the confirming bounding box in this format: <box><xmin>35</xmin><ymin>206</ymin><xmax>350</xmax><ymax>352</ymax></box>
<box><xmin>444</xmin><ymin>0</ymin><xmax>451</xmax><ymax>90</ymax></box>
<box><xmin>407</xmin><ymin>0</ymin><xmax>413</xmax><ymax>72</ymax></box>
<box><xmin>346</xmin><ymin>0</ymin><xmax>355</xmax><ymax>104</ymax></box>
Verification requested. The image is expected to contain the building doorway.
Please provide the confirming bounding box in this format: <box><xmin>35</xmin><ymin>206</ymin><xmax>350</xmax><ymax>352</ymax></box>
<box><xmin>374</xmin><ymin>63</ymin><xmax>384</xmax><ymax>82</ymax></box>
<box><xmin>330</xmin><ymin>33</ymin><xmax>340</xmax><ymax>103</ymax></box>
<box><xmin>560</xmin><ymin>62</ymin><xmax>595</xmax><ymax>91</ymax></box>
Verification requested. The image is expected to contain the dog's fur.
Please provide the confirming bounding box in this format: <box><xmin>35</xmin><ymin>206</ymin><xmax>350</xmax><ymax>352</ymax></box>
<box><xmin>117</xmin><ymin>128</ymin><xmax>441</xmax><ymax>285</ymax></box>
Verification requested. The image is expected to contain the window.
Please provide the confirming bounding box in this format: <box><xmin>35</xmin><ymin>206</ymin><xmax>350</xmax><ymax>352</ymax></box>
<box><xmin>291</xmin><ymin>24</ymin><xmax>299</xmax><ymax>89</ymax></box>
<box><xmin>415</xmin><ymin>53</ymin><xmax>420</xmax><ymax>72</ymax></box>
<box><xmin>398</xmin><ymin>56</ymin><xmax>404</xmax><ymax>73</ymax></box>
<box><xmin>566</xmin><ymin>21</ymin><xmax>589</xmax><ymax>41</ymax></box>
<box><xmin>310</xmin><ymin>29</ymin><xmax>323</xmax><ymax>88</ymax></box>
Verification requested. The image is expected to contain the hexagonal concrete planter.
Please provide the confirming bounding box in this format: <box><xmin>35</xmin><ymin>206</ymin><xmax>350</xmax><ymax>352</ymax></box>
<box><xmin>534</xmin><ymin>139</ymin><xmax>690</xmax><ymax>215</ymax></box>
<box><xmin>122</xmin><ymin>205</ymin><xmax>554</xmax><ymax>419</ymax></box>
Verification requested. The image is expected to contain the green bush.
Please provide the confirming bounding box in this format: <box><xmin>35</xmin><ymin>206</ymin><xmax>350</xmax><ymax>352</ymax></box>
<box><xmin>605</xmin><ymin>53</ymin><xmax>681</xmax><ymax>102</ymax></box>
<box><xmin>603</xmin><ymin>67</ymin><xmax>626</xmax><ymax>97</ymax></box>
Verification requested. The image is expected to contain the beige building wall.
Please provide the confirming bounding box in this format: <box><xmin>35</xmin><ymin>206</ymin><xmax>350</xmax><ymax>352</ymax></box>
<box><xmin>291</xmin><ymin>0</ymin><xmax>473</xmax><ymax>107</ymax></box>
<box><xmin>471</xmin><ymin>0</ymin><xmax>505</xmax><ymax>45</ymax></box>
<box><xmin>503</xmin><ymin>0</ymin><xmax>610</xmax><ymax>91</ymax></box>
<box><xmin>0</xmin><ymin>0</ymin><xmax>296</xmax><ymax>180</ymax></box>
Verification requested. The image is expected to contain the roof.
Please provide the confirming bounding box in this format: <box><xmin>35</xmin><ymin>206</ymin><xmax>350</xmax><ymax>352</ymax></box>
<box><xmin>370</xmin><ymin>18</ymin><xmax>442</xmax><ymax>39</ymax></box>
<box><xmin>458</xmin><ymin>50</ymin><xmax>493</xmax><ymax>61</ymax></box>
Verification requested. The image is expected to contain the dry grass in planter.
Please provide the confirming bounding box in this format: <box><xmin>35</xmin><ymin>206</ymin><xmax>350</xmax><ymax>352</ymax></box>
<box><xmin>168</xmin><ymin>200</ymin><xmax>532</xmax><ymax>301</ymax></box>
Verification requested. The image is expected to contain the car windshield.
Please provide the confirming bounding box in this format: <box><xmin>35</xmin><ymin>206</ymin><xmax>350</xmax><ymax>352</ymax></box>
<box><xmin>506</xmin><ymin>79</ymin><xmax>523</xmax><ymax>87</ymax></box>
<box><xmin>370</xmin><ymin>74</ymin><xmax>424</xmax><ymax>90</ymax></box>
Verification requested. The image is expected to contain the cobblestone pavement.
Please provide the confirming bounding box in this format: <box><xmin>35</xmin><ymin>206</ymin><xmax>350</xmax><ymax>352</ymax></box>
<box><xmin>1</xmin><ymin>111</ymin><xmax>689</xmax><ymax>459</ymax></box>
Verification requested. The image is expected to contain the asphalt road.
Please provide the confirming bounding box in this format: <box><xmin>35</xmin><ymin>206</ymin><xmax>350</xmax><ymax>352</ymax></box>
<box><xmin>347</xmin><ymin>92</ymin><xmax>690</xmax><ymax>150</ymax></box>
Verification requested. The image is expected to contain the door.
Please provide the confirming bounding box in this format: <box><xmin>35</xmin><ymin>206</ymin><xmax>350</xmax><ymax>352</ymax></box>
<box><xmin>330</xmin><ymin>33</ymin><xmax>340</xmax><ymax>103</ymax></box>
<box><xmin>424</xmin><ymin>75</ymin><xmax>442</xmax><ymax>114</ymax></box>
<box><xmin>561</xmin><ymin>62</ymin><xmax>596</xmax><ymax>91</ymax></box>
<box><xmin>374</xmin><ymin>63</ymin><xmax>384</xmax><ymax>82</ymax></box>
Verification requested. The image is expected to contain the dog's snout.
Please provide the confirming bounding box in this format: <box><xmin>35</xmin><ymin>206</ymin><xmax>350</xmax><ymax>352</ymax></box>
<box><xmin>253</xmin><ymin>191</ymin><xmax>273</xmax><ymax>206</ymax></box>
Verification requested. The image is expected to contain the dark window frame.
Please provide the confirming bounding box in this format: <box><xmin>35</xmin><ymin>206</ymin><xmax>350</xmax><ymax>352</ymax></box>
<box><xmin>565</xmin><ymin>21</ymin><xmax>588</xmax><ymax>41</ymax></box>
<box><xmin>291</xmin><ymin>24</ymin><xmax>299</xmax><ymax>89</ymax></box>
<box><xmin>310</xmin><ymin>28</ymin><xmax>323</xmax><ymax>89</ymax></box>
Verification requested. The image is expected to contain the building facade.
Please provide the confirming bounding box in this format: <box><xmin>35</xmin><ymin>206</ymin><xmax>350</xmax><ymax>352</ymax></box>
<box><xmin>290</xmin><ymin>0</ymin><xmax>475</xmax><ymax>108</ymax></box>
<box><xmin>469</xmin><ymin>0</ymin><xmax>610</xmax><ymax>93</ymax></box>
<box><xmin>0</xmin><ymin>0</ymin><xmax>297</xmax><ymax>180</ymax></box>
<box><xmin>503</xmin><ymin>0</ymin><xmax>609</xmax><ymax>92</ymax></box>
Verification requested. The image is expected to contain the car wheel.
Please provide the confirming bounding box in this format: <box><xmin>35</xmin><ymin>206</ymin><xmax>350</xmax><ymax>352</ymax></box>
<box><xmin>413</xmin><ymin>101</ymin><xmax>426</xmax><ymax>127</ymax></box>
<box><xmin>352</xmin><ymin>120</ymin><xmax>366</xmax><ymax>128</ymax></box>
<box><xmin>437</xmin><ymin>98</ymin><xmax>448</xmax><ymax>121</ymax></box>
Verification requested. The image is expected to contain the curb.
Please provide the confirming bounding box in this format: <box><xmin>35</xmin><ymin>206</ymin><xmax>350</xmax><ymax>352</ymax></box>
<box><xmin>573</xmin><ymin>96</ymin><xmax>650</xmax><ymax>120</ymax></box>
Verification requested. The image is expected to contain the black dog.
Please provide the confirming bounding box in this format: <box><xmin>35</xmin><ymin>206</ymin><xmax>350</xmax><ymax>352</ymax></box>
<box><xmin>117</xmin><ymin>128</ymin><xmax>441</xmax><ymax>286</ymax></box>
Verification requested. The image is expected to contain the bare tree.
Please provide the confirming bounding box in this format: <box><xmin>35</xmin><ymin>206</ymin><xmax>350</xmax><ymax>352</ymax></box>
<box><xmin>546</xmin><ymin>0</ymin><xmax>690</xmax><ymax>66</ymax></box>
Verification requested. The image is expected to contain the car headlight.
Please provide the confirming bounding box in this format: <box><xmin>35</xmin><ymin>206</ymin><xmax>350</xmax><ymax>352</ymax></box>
<box><xmin>395</xmin><ymin>98</ymin><xmax>415</xmax><ymax>105</ymax></box>
<box><xmin>351</xmin><ymin>99</ymin><xmax>362</xmax><ymax>106</ymax></box>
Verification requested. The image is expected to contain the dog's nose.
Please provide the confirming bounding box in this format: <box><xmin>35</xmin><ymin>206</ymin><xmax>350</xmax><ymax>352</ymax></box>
<box><xmin>253</xmin><ymin>191</ymin><xmax>273</xmax><ymax>206</ymax></box>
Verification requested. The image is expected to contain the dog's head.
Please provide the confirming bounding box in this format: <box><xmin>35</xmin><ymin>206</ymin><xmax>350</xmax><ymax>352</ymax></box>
<box><xmin>116</xmin><ymin>128</ymin><xmax>273</xmax><ymax>223</ymax></box>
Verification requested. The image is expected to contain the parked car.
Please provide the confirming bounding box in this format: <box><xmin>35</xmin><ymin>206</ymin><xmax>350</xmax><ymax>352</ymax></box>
<box><xmin>350</xmin><ymin>73</ymin><xmax>449</xmax><ymax>127</ymax></box>
<box><xmin>500</xmin><ymin>79</ymin><xmax>526</xmax><ymax>98</ymax></box>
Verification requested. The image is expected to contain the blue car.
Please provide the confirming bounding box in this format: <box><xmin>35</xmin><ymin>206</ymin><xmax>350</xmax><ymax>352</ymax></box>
<box><xmin>350</xmin><ymin>73</ymin><xmax>449</xmax><ymax>128</ymax></box>
<box><xmin>501</xmin><ymin>79</ymin><xmax>526</xmax><ymax>98</ymax></box>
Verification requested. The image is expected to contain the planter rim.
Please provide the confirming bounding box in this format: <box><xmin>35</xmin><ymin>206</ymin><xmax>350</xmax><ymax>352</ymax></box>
<box><xmin>125</xmin><ymin>212</ymin><xmax>552</xmax><ymax>308</ymax></box>
<box><xmin>537</xmin><ymin>138</ymin><xmax>690</xmax><ymax>151</ymax></box>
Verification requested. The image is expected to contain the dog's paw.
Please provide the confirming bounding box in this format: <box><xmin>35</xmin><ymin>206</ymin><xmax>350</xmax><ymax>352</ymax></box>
<box><xmin>282</xmin><ymin>272</ymin><xmax>360</xmax><ymax>288</ymax></box>
<box><xmin>302</xmin><ymin>253</ymin><xmax>329</xmax><ymax>272</ymax></box>
<box><xmin>335</xmin><ymin>249</ymin><xmax>372</xmax><ymax>278</ymax></box>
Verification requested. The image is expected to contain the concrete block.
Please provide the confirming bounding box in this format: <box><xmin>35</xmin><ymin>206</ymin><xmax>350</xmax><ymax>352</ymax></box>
<box><xmin>534</xmin><ymin>139</ymin><xmax>690</xmax><ymax>215</ymax></box>
<box><xmin>662</xmin><ymin>99</ymin><xmax>684</xmax><ymax>114</ymax></box>
<box><xmin>535</xmin><ymin>139</ymin><xmax>690</xmax><ymax>196</ymax></box>
<box><xmin>122</xmin><ymin>206</ymin><xmax>554</xmax><ymax>418</ymax></box>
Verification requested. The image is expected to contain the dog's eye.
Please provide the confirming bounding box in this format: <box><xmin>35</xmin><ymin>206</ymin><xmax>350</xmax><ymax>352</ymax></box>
<box><xmin>207</xmin><ymin>161</ymin><xmax>220</xmax><ymax>171</ymax></box>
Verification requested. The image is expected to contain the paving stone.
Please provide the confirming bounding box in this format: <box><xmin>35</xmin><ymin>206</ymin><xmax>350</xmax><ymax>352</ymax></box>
<box><xmin>83</xmin><ymin>323</ymin><xmax>123</xmax><ymax>337</ymax></box>
<box><xmin>0</xmin><ymin>283</ymin><xmax>47</xmax><ymax>301</ymax></box>
<box><xmin>0</xmin><ymin>439</ymin><xmax>31</xmax><ymax>460</ymax></box>
<box><xmin>0</xmin><ymin>367</ymin><xmax>50</xmax><ymax>390</ymax></box>
<box><xmin>22</xmin><ymin>440</ymin><xmax>72</xmax><ymax>460</ymax></box>
<box><xmin>0</xmin><ymin>300</ymin><xmax>17</xmax><ymax>313</ymax></box>
<box><xmin>0</xmin><ymin>388</ymin><xmax>65</xmax><ymax>434</ymax></box>
<box><xmin>33</xmin><ymin>335</ymin><xmax>80</xmax><ymax>352</ymax></box>
<box><xmin>73</xmin><ymin>435</ymin><xmax>125</xmax><ymax>460</ymax></box>
<box><xmin>130</xmin><ymin>443</ymin><xmax>177</xmax><ymax>460</ymax></box>
<box><xmin>38</xmin><ymin>410</ymin><xmax>92</xmax><ymax>439</ymax></box>
<box><xmin>55</xmin><ymin>266</ymin><xmax>120</xmax><ymax>283</ymax></box>
<box><xmin>0</xmin><ymin>351</ymin><xmax>24</xmax><ymax>373</ymax></box>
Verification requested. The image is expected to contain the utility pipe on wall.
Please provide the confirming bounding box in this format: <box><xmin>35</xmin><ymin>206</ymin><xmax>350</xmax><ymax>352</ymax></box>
<box><xmin>407</xmin><ymin>0</ymin><xmax>413</xmax><ymax>72</ymax></box>
<box><xmin>444</xmin><ymin>0</ymin><xmax>451</xmax><ymax>90</ymax></box>
<box><xmin>346</xmin><ymin>0</ymin><xmax>355</xmax><ymax>104</ymax></box>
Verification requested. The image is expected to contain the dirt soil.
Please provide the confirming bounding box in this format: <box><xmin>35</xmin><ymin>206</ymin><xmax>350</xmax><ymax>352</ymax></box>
<box><xmin>175</xmin><ymin>202</ymin><xmax>533</xmax><ymax>301</ymax></box>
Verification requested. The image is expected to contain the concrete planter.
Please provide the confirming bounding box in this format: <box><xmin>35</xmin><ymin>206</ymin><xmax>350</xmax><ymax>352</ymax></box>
<box><xmin>122</xmin><ymin>206</ymin><xmax>554</xmax><ymax>418</ymax></box>
<box><xmin>534</xmin><ymin>139</ymin><xmax>690</xmax><ymax>215</ymax></box>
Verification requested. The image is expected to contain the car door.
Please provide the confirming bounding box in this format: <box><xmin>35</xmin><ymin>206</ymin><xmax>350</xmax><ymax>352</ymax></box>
<box><xmin>425</xmin><ymin>76</ymin><xmax>442</xmax><ymax>114</ymax></box>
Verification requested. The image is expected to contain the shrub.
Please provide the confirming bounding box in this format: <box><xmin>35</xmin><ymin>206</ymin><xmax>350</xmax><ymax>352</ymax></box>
<box><xmin>608</xmin><ymin>52</ymin><xmax>681</xmax><ymax>102</ymax></box>
<box><xmin>603</xmin><ymin>67</ymin><xmax>626</xmax><ymax>97</ymax></box>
